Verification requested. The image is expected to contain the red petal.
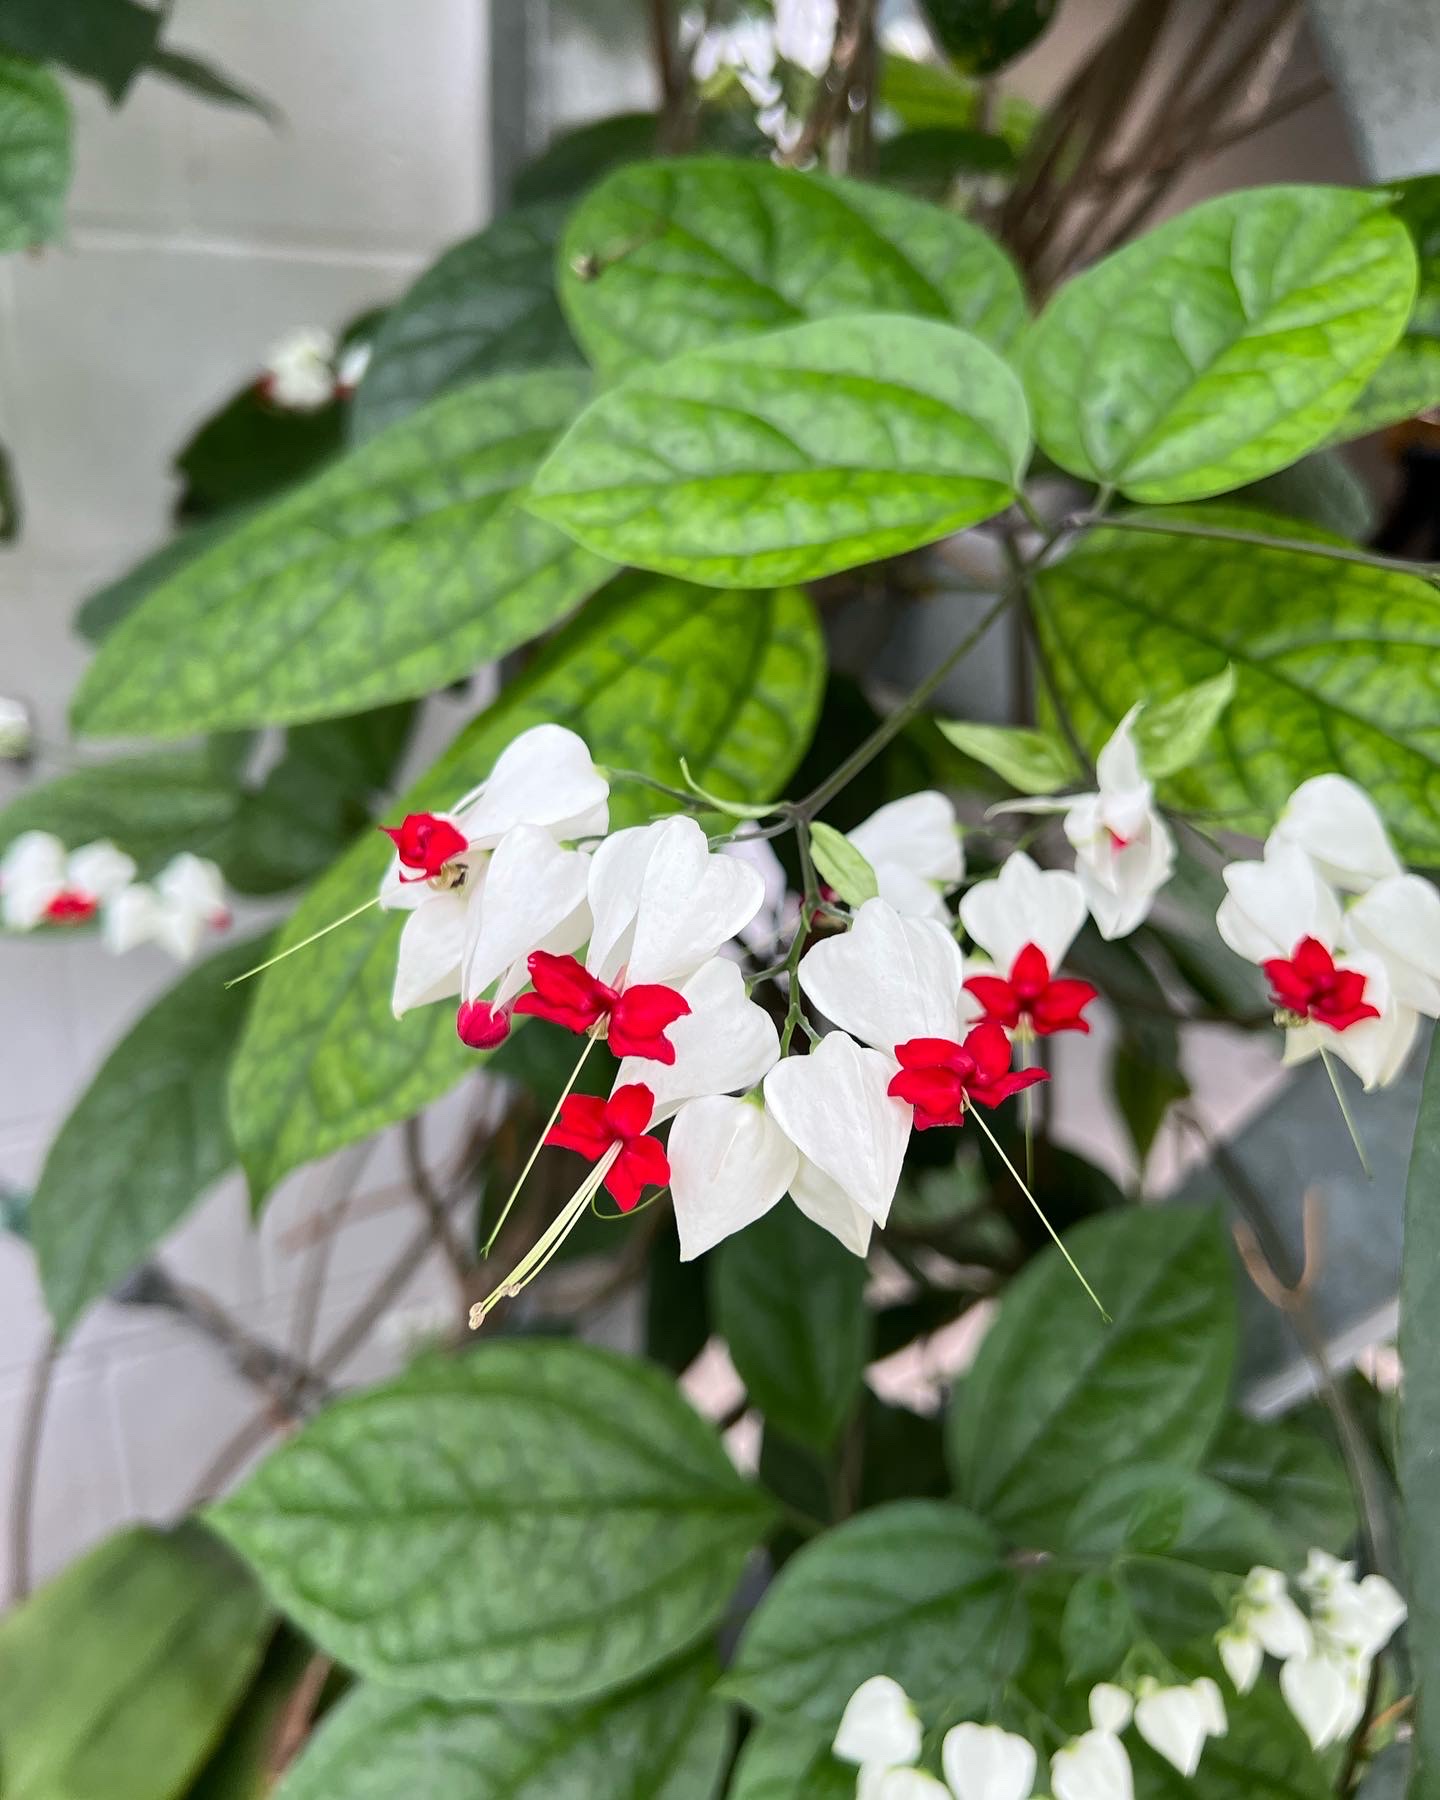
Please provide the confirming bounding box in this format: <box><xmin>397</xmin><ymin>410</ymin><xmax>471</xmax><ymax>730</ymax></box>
<box><xmin>963</xmin><ymin>1018</ymin><xmax>1015</xmax><ymax>1081</ymax></box>
<box><xmin>1316</xmin><ymin>997</ymin><xmax>1382</xmax><ymax>1032</ymax></box>
<box><xmin>963</xmin><ymin>975</ymin><xmax>1021</xmax><ymax>1029</ymax></box>
<box><xmin>970</xmin><ymin>1066</ymin><xmax>1050</xmax><ymax>1108</ymax></box>
<box><xmin>608</xmin><ymin>983</ymin><xmax>690</xmax><ymax>1062</ymax></box>
<box><xmin>1262</xmin><ymin>957</ymin><xmax>1311</xmax><ymax>1012</ymax></box>
<box><xmin>380</xmin><ymin>812</ymin><xmax>468</xmax><ymax>878</ymax></box>
<box><xmin>1031</xmin><ymin>978</ymin><xmax>1098</xmax><ymax>1035</ymax></box>
<box><xmin>894</xmin><ymin>1035</ymin><xmax>967</xmax><ymax>1072</ymax></box>
<box><xmin>545</xmin><ymin>1094</ymin><xmax>612</xmax><ymax>1160</ymax></box>
<box><xmin>1010</xmin><ymin>942</ymin><xmax>1051</xmax><ymax>1002</ymax></box>
<box><xmin>455</xmin><ymin>1000</ymin><xmax>511</xmax><ymax>1049</ymax></box>
<box><xmin>1291</xmin><ymin>936</ymin><xmax>1337</xmax><ymax>982</ymax></box>
<box><xmin>889</xmin><ymin>1065</ymin><xmax>963</xmax><ymax>1125</ymax></box>
<box><xmin>515</xmin><ymin>951</ymin><xmax>613</xmax><ymax>1034</ymax></box>
<box><xmin>43</xmin><ymin>891</ymin><xmax>98</xmax><ymax>924</ymax></box>
<box><xmin>604</xmin><ymin>1083</ymin><xmax>656</xmax><ymax>1139</ymax></box>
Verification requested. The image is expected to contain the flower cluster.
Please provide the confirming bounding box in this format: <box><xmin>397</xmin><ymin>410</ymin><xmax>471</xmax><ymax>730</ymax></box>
<box><xmin>1217</xmin><ymin>775</ymin><xmax>1440</xmax><ymax>1088</ymax></box>
<box><xmin>0</xmin><ymin>831</ymin><xmax>230</xmax><ymax>961</ymax></box>
<box><xmin>1217</xmin><ymin>1553</ymin><xmax>1406</xmax><ymax>1751</ymax></box>
<box><xmin>257</xmin><ymin>326</ymin><xmax>371</xmax><ymax>413</ymax></box>
<box><xmin>832</xmin><ymin>1671</ymin><xmax>1227</xmax><ymax>1800</ymax></box>
<box><xmin>682</xmin><ymin>0</ymin><xmax>836</xmax><ymax>152</ymax></box>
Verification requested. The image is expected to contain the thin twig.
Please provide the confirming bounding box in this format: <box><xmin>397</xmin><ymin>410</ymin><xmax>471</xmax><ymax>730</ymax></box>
<box><xmin>784</xmin><ymin>0</ymin><xmax>876</xmax><ymax>168</ymax></box>
<box><xmin>264</xmin><ymin>1652</ymin><xmax>334</xmax><ymax>1782</ymax></box>
<box><xmin>403</xmin><ymin>1115</ymin><xmax>473</xmax><ymax>1310</ymax></box>
<box><xmin>1066</xmin><ymin>511</ymin><xmax>1440</xmax><ymax>581</ymax></box>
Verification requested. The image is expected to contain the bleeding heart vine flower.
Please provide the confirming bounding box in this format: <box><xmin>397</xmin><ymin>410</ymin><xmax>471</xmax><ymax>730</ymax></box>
<box><xmin>514</xmin><ymin>816</ymin><xmax>765</xmax><ymax>1062</ymax></box>
<box><xmin>1132</xmin><ymin>1677</ymin><xmax>1226</xmax><ymax>1776</ymax></box>
<box><xmin>1050</xmin><ymin>1728</ymin><xmax>1134</xmax><ymax>1800</ymax></box>
<box><xmin>847</xmin><ymin>791</ymin><xmax>965</xmax><ymax>921</ymax></box>
<box><xmin>104</xmin><ymin>852</ymin><xmax>231</xmax><ymax>962</ymax></box>
<box><xmin>258</xmin><ymin>325</ymin><xmax>338</xmax><ymax>411</ymax></box>
<box><xmin>960</xmin><ymin>851</ymin><xmax>1096</xmax><ymax>1037</ymax></box>
<box><xmin>1271</xmin><ymin>774</ymin><xmax>1403</xmax><ymax>892</ymax></box>
<box><xmin>833</xmin><ymin>1678</ymin><xmax>1038</xmax><ymax>1800</ymax></box>
<box><xmin>382</xmin><ymin>724</ymin><xmax>609</xmax><ymax>1019</ymax></box>
<box><xmin>0</xmin><ymin>832</ymin><xmax>136</xmax><ymax>930</ymax></box>
<box><xmin>545</xmin><ymin>1081</ymin><xmax>670</xmax><ymax>1212</ymax></box>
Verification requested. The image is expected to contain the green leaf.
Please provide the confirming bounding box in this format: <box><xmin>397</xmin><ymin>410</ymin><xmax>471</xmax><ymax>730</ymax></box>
<box><xmin>351</xmin><ymin>203</ymin><xmax>581</xmax><ymax>443</ymax></box>
<box><xmin>73</xmin><ymin>369</ymin><xmax>612</xmax><ymax>738</ymax></box>
<box><xmin>1133</xmin><ymin>667</ymin><xmax>1235</xmax><ymax>779</ymax></box>
<box><xmin>210</xmin><ymin>1342</ymin><xmax>774</xmax><ymax>1703</ymax></box>
<box><xmin>935</xmin><ymin>718</ymin><xmax>1078</xmax><ymax>794</ymax></box>
<box><xmin>513</xmin><ymin>112</ymin><xmax>659</xmax><ymax>208</ymax></box>
<box><xmin>916</xmin><ymin>0</ymin><xmax>1058</xmax><ymax>73</ymax></box>
<box><xmin>1031</xmin><ymin>508</ymin><xmax>1440</xmax><ymax>862</ymax></box>
<box><xmin>1060</xmin><ymin>1569</ymin><xmax>1136</xmax><ymax>1683</ymax></box>
<box><xmin>1205</xmin><ymin>1412</ymin><xmax>1355</xmax><ymax>1558</ymax></box>
<box><xmin>948</xmin><ymin>1207</ymin><xmax>1236</xmax><ymax>1541</ymax></box>
<box><xmin>878</xmin><ymin>55</ymin><xmax>1036</xmax><ymax>149</ymax></box>
<box><xmin>730</xmin><ymin>1722</ymin><xmax>855</xmax><ymax>1800</ymax></box>
<box><xmin>228</xmin><ymin>575</ymin><xmax>824</xmax><ymax>1200</ymax></box>
<box><xmin>723</xmin><ymin>1500</ymin><xmax>1024</xmax><ymax>1729</ymax></box>
<box><xmin>1331</xmin><ymin>176</ymin><xmax>1440</xmax><ymax>441</ymax></box>
<box><xmin>32</xmin><ymin>934</ymin><xmax>263</xmax><ymax>1335</ymax></box>
<box><xmin>0</xmin><ymin>53</ymin><xmax>70</xmax><ymax>250</ymax></box>
<box><xmin>145</xmin><ymin>45</ymin><xmax>278</xmax><ymax>123</ymax></box>
<box><xmin>1112</xmin><ymin>1041</ymin><xmax>1190</xmax><ymax>1164</ymax></box>
<box><xmin>711</xmin><ymin>1202</ymin><xmax>871</xmax><ymax>1451</ymax></box>
<box><xmin>873</xmin><ymin>127</ymin><xmax>1017</xmax><ymax>200</ymax></box>
<box><xmin>557</xmin><ymin>157</ymin><xmax>1026</xmax><ymax>376</ymax></box>
<box><xmin>275</xmin><ymin>1652</ymin><xmax>729</xmax><ymax>1800</ymax></box>
<box><xmin>806</xmin><ymin>821</ymin><xmax>879</xmax><ymax>909</ymax></box>
<box><xmin>185</xmin><ymin>1629</ymin><xmax>317</xmax><ymax>1800</ymax></box>
<box><xmin>1023</xmin><ymin>185</ymin><xmax>1418</xmax><ymax>502</ymax></box>
<box><xmin>76</xmin><ymin>512</ymin><xmax>255</xmax><ymax>644</ymax></box>
<box><xmin>173</xmin><ymin>385</ymin><xmax>345</xmax><ymax>517</ymax></box>
<box><xmin>1400</xmin><ymin>1032</ymin><xmax>1440</xmax><ymax>1798</ymax></box>
<box><xmin>530</xmin><ymin>313</ymin><xmax>1031</xmax><ymax>588</ymax></box>
<box><xmin>0</xmin><ymin>0</ymin><xmax>160</xmax><ymax>102</ymax></box>
<box><xmin>0</xmin><ymin>1523</ymin><xmax>270</xmax><ymax>1800</ymax></box>
<box><xmin>1238</xmin><ymin>448</ymin><xmax>1377</xmax><ymax>541</ymax></box>
<box><xmin>0</xmin><ymin>744</ymin><xmax>243</xmax><ymax>881</ymax></box>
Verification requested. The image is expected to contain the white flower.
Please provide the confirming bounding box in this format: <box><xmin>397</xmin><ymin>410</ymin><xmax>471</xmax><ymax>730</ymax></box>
<box><xmin>1050</xmin><ymin>1730</ymin><xmax>1133</xmax><ymax>1800</ymax></box>
<box><xmin>1272</xmin><ymin>774</ymin><xmax>1402</xmax><ymax>892</ymax></box>
<box><xmin>99</xmin><ymin>853</ymin><xmax>230</xmax><ymax>963</ymax></box>
<box><xmin>834</xmin><ymin>1677</ymin><xmax>924</xmax><ymax>1770</ymax></box>
<box><xmin>667</xmin><ymin>1092</ymin><xmax>803</xmax><ymax>1260</ymax></box>
<box><xmin>941</xmin><ymin>1721</ymin><xmax>1037</xmax><ymax>1800</ymax></box>
<box><xmin>383</xmin><ymin>725</ymin><xmax>609</xmax><ymax>1018</ymax></box>
<box><xmin>799</xmin><ymin>896</ymin><xmax>971</xmax><ymax>1056</ymax></box>
<box><xmin>616</xmin><ymin>956</ymin><xmax>779</xmax><ymax>1117</ymax></box>
<box><xmin>961</xmin><ymin>850</ymin><xmax>1087</xmax><ymax>979</ymax></box>
<box><xmin>774</xmin><ymin>0</ymin><xmax>837</xmax><ymax>75</ymax></box>
<box><xmin>862</xmin><ymin>1771</ymin><xmax>950</xmax><ymax>1799</ymax></box>
<box><xmin>1280</xmin><ymin>1652</ymin><xmax>1362</xmax><ymax>1752</ymax></box>
<box><xmin>1234</xmin><ymin>1566</ymin><xmax>1314</xmax><ymax>1662</ymax></box>
<box><xmin>847</xmin><ymin>791</ymin><xmax>964</xmax><ymax>921</ymax></box>
<box><xmin>0</xmin><ymin>695</ymin><xmax>31</xmax><ymax>759</ymax></box>
<box><xmin>1345</xmin><ymin>874</ymin><xmax>1440</xmax><ymax>1016</ymax></box>
<box><xmin>1216</xmin><ymin>1626</ymin><xmax>1263</xmax><ymax>1695</ymax></box>
<box><xmin>1</xmin><ymin>832</ymin><xmax>136</xmax><ymax>930</ymax></box>
<box><xmin>458</xmin><ymin>824</ymin><xmax>593</xmax><ymax>1036</ymax></box>
<box><xmin>260</xmin><ymin>325</ymin><xmax>337</xmax><ymax>411</ymax></box>
<box><xmin>1132</xmin><ymin>1678</ymin><xmax>1225</xmax><ymax>1777</ymax></box>
<box><xmin>724</xmin><ymin>835</ymin><xmax>793</xmax><ymax>954</ymax></box>
<box><xmin>335</xmin><ymin>339</ymin><xmax>372</xmax><ymax>395</ymax></box>
<box><xmin>689</xmin><ymin>11</ymin><xmax>781</xmax><ymax>105</ymax></box>
<box><xmin>1087</xmin><ymin>1685</ymin><xmax>1132</xmax><ymax>1734</ymax></box>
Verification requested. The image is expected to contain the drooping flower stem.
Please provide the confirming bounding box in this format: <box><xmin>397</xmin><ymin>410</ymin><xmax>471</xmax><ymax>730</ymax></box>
<box><xmin>470</xmin><ymin>1148</ymin><xmax>620</xmax><ymax>1327</ymax></box>
<box><xmin>223</xmin><ymin>896</ymin><xmax>381</xmax><ymax>988</ymax></box>
<box><xmin>481</xmin><ymin>1030</ymin><xmax>602</xmax><ymax>1258</ymax></box>
<box><xmin>969</xmin><ymin>1105</ymin><xmax>1110</xmax><ymax>1321</ymax></box>
<box><xmin>1319</xmin><ymin>1046</ymin><xmax>1373</xmax><ymax>1180</ymax></box>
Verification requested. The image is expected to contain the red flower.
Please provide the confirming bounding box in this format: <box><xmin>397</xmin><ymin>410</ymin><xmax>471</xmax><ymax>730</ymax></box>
<box><xmin>513</xmin><ymin>951</ymin><xmax>690</xmax><ymax>1062</ymax></box>
<box><xmin>887</xmin><ymin>1019</ymin><xmax>1049</xmax><ymax>1129</ymax></box>
<box><xmin>964</xmin><ymin>942</ymin><xmax>1098</xmax><ymax>1037</ymax></box>
<box><xmin>546</xmin><ymin>1082</ymin><xmax>671</xmax><ymax>1211</ymax></box>
<box><xmin>43</xmin><ymin>891</ymin><xmax>97</xmax><ymax>925</ymax></box>
<box><xmin>380</xmin><ymin>812</ymin><xmax>468</xmax><ymax>880</ymax></box>
<box><xmin>1262</xmin><ymin>936</ymin><xmax>1380</xmax><ymax>1033</ymax></box>
<box><xmin>456</xmin><ymin>999</ymin><xmax>512</xmax><ymax>1049</ymax></box>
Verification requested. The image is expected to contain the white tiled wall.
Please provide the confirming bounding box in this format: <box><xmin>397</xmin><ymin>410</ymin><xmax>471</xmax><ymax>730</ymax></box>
<box><xmin>0</xmin><ymin>0</ymin><xmax>505</xmax><ymax>1594</ymax></box>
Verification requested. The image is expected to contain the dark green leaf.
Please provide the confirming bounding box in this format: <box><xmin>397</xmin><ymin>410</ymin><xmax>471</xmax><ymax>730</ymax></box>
<box><xmin>724</xmin><ymin>1500</ymin><xmax>1023</xmax><ymax>1728</ymax></box>
<box><xmin>0</xmin><ymin>1523</ymin><xmax>270</xmax><ymax>1800</ymax></box>
<box><xmin>1238</xmin><ymin>449</ymin><xmax>1378</xmax><ymax>541</ymax></box>
<box><xmin>512</xmin><ymin>112</ymin><xmax>659</xmax><ymax>208</ymax></box>
<box><xmin>729</xmin><ymin>1722</ymin><xmax>855</xmax><ymax>1800</ymax></box>
<box><xmin>174</xmin><ymin>386</ymin><xmax>344</xmax><ymax>517</ymax></box>
<box><xmin>646</xmin><ymin>1219</ymin><xmax>712</xmax><ymax>1375</ymax></box>
<box><xmin>0</xmin><ymin>52</ymin><xmax>70</xmax><ymax>249</ymax></box>
<box><xmin>858</xmin><ymin>1395</ymin><xmax>951</xmax><ymax>1509</ymax></box>
<box><xmin>0</xmin><ymin>744</ymin><xmax>242</xmax><ymax>880</ymax></box>
<box><xmin>74</xmin><ymin>369</ymin><xmax>610</xmax><ymax>738</ymax></box>
<box><xmin>558</xmin><ymin>157</ymin><xmax>1027</xmax><ymax>375</ymax></box>
<box><xmin>530</xmin><ymin>313</ymin><xmax>1030</xmax><ymax>588</ymax></box>
<box><xmin>948</xmin><ymin>1207</ymin><xmax>1236</xmax><ymax>1541</ymax></box>
<box><xmin>1032</xmin><ymin>508</ymin><xmax>1440</xmax><ymax>862</ymax></box>
<box><xmin>917</xmin><ymin>0</ymin><xmax>1058</xmax><ymax>73</ymax></box>
<box><xmin>146</xmin><ymin>46</ymin><xmax>277</xmax><ymax>122</ymax></box>
<box><xmin>1024</xmin><ymin>186</ymin><xmax>1418</xmax><ymax>502</ymax></box>
<box><xmin>185</xmin><ymin>1629</ymin><xmax>317</xmax><ymax>1800</ymax></box>
<box><xmin>229</xmin><ymin>576</ymin><xmax>824</xmax><ymax>1200</ymax></box>
<box><xmin>1401</xmin><ymin>1031</ymin><xmax>1440</xmax><ymax>1797</ymax></box>
<box><xmin>1060</xmin><ymin>1569</ymin><xmax>1135</xmax><ymax>1683</ymax></box>
<box><xmin>211</xmin><ymin>1342</ymin><xmax>773</xmax><ymax>1703</ymax></box>
<box><xmin>32</xmin><ymin>934</ymin><xmax>264</xmax><ymax>1335</ymax></box>
<box><xmin>1206</xmin><ymin>1412</ymin><xmax>1355</xmax><ymax>1559</ymax></box>
<box><xmin>0</xmin><ymin>0</ymin><xmax>160</xmax><ymax>101</ymax></box>
<box><xmin>275</xmin><ymin>1652</ymin><xmax>729</xmax><ymax>1800</ymax></box>
<box><xmin>1113</xmin><ymin>1042</ymin><xmax>1190</xmax><ymax>1164</ymax></box>
<box><xmin>874</xmin><ymin>126</ymin><xmax>1017</xmax><ymax>197</ymax></box>
<box><xmin>0</xmin><ymin>434</ymin><xmax>18</xmax><ymax>540</ymax></box>
<box><xmin>712</xmin><ymin>1203</ymin><xmax>871</xmax><ymax>1451</ymax></box>
<box><xmin>351</xmin><ymin>203</ymin><xmax>581</xmax><ymax>443</ymax></box>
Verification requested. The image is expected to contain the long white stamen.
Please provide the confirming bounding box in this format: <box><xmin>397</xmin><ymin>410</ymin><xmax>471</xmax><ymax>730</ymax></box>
<box><xmin>482</xmin><ymin>1031</ymin><xmax>602</xmax><ymax>1258</ymax></box>
<box><xmin>470</xmin><ymin>1147</ymin><xmax>621</xmax><ymax>1328</ymax></box>
<box><xmin>224</xmin><ymin>896</ymin><xmax>380</xmax><ymax>987</ymax></box>
<box><xmin>969</xmin><ymin>1105</ymin><xmax>1110</xmax><ymax>1321</ymax></box>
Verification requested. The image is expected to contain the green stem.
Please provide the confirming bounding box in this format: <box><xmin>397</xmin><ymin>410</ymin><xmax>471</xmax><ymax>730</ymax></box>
<box><xmin>1320</xmin><ymin>1046</ymin><xmax>1373</xmax><ymax>1180</ymax></box>
<box><xmin>1070</xmin><ymin>510</ymin><xmax>1440</xmax><ymax>582</ymax></box>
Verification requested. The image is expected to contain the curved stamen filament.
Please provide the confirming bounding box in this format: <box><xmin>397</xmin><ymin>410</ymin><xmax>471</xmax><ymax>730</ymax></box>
<box><xmin>469</xmin><ymin>1145</ymin><xmax>621</xmax><ymax>1328</ymax></box>
<box><xmin>223</xmin><ymin>896</ymin><xmax>381</xmax><ymax>988</ymax></box>
<box><xmin>968</xmin><ymin>1106</ymin><xmax>1110</xmax><ymax>1322</ymax></box>
<box><xmin>481</xmin><ymin>1030</ymin><xmax>602</xmax><ymax>1258</ymax></box>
